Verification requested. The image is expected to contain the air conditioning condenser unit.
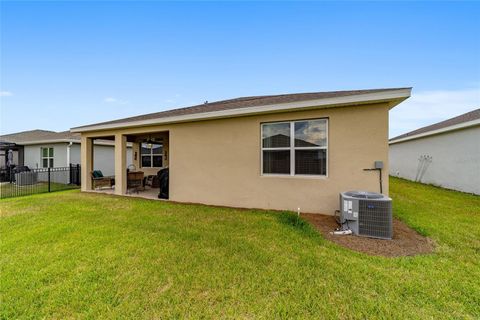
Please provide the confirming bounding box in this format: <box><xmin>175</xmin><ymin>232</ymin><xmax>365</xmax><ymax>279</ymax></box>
<box><xmin>339</xmin><ymin>191</ymin><xmax>392</xmax><ymax>239</ymax></box>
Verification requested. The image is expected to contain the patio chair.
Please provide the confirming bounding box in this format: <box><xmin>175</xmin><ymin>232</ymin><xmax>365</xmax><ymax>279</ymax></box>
<box><xmin>91</xmin><ymin>170</ymin><xmax>114</xmax><ymax>189</ymax></box>
<box><xmin>144</xmin><ymin>174</ymin><xmax>160</xmax><ymax>188</ymax></box>
<box><xmin>127</xmin><ymin>171</ymin><xmax>144</xmax><ymax>194</ymax></box>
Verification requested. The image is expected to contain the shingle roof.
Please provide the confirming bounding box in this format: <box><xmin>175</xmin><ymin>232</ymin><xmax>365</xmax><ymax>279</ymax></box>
<box><xmin>74</xmin><ymin>88</ymin><xmax>410</xmax><ymax>129</ymax></box>
<box><xmin>390</xmin><ymin>108</ymin><xmax>480</xmax><ymax>142</ymax></box>
<box><xmin>0</xmin><ymin>130</ymin><xmax>80</xmax><ymax>144</ymax></box>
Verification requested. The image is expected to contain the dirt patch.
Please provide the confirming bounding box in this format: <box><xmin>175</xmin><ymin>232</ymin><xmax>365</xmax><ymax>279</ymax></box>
<box><xmin>302</xmin><ymin>213</ymin><xmax>435</xmax><ymax>257</ymax></box>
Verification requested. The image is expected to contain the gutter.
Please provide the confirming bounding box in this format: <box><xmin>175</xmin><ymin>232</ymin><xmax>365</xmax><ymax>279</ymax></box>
<box><xmin>9</xmin><ymin>139</ymin><xmax>133</xmax><ymax>147</ymax></box>
<box><xmin>67</xmin><ymin>141</ymin><xmax>73</xmax><ymax>166</ymax></box>
<box><xmin>8</xmin><ymin>139</ymin><xmax>79</xmax><ymax>145</ymax></box>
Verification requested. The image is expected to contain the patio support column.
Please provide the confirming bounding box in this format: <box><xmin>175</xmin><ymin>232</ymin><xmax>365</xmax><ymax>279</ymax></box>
<box><xmin>80</xmin><ymin>136</ymin><xmax>93</xmax><ymax>191</ymax></box>
<box><xmin>114</xmin><ymin>133</ymin><xmax>127</xmax><ymax>195</ymax></box>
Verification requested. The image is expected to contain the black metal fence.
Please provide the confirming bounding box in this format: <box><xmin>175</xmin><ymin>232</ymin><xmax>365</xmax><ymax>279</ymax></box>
<box><xmin>0</xmin><ymin>164</ymin><xmax>81</xmax><ymax>199</ymax></box>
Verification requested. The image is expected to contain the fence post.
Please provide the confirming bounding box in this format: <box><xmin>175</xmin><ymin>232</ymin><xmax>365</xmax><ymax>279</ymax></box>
<box><xmin>48</xmin><ymin>167</ymin><xmax>51</xmax><ymax>192</ymax></box>
<box><xmin>76</xmin><ymin>164</ymin><xmax>80</xmax><ymax>186</ymax></box>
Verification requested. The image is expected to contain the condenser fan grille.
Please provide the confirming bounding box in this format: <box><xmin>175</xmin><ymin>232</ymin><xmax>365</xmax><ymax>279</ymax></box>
<box><xmin>358</xmin><ymin>200</ymin><xmax>392</xmax><ymax>239</ymax></box>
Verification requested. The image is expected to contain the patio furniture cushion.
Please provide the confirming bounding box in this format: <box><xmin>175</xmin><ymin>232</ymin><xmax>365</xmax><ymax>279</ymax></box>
<box><xmin>92</xmin><ymin>170</ymin><xmax>104</xmax><ymax>178</ymax></box>
<box><xmin>91</xmin><ymin>171</ymin><xmax>114</xmax><ymax>189</ymax></box>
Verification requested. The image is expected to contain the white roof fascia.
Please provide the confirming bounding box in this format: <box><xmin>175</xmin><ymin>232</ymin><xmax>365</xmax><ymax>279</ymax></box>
<box><xmin>9</xmin><ymin>139</ymin><xmax>132</xmax><ymax>147</ymax></box>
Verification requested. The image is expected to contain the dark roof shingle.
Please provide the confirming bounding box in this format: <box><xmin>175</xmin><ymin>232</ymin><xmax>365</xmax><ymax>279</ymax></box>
<box><xmin>0</xmin><ymin>130</ymin><xmax>80</xmax><ymax>144</ymax></box>
<box><xmin>390</xmin><ymin>108</ymin><xmax>480</xmax><ymax>142</ymax></box>
<box><xmin>74</xmin><ymin>88</ymin><xmax>410</xmax><ymax>129</ymax></box>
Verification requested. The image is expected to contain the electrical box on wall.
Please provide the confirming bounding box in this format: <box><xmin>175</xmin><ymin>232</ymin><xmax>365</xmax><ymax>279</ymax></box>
<box><xmin>374</xmin><ymin>161</ymin><xmax>384</xmax><ymax>169</ymax></box>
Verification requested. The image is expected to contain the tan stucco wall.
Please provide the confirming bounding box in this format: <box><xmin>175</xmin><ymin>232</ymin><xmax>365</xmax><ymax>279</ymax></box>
<box><xmin>81</xmin><ymin>102</ymin><xmax>390</xmax><ymax>214</ymax></box>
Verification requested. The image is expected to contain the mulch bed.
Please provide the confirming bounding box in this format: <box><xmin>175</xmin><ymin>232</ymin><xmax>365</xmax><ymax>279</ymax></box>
<box><xmin>302</xmin><ymin>213</ymin><xmax>435</xmax><ymax>257</ymax></box>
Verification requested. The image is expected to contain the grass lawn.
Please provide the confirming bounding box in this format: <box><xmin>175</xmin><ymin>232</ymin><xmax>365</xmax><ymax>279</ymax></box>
<box><xmin>1</xmin><ymin>177</ymin><xmax>479</xmax><ymax>319</ymax></box>
<box><xmin>0</xmin><ymin>182</ymin><xmax>78</xmax><ymax>199</ymax></box>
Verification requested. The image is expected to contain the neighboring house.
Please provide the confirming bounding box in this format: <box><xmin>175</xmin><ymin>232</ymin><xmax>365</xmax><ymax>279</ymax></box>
<box><xmin>71</xmin><ymin>88</ymin><xmax>411</xmax><ymax>214</ymax></box>
<box><xmin>0</xmin><ymin>130</ymin><xmax>132</xmax><ymax>176</ymax></box>
<box><xmin>389</xmin><ymin>109</ymin><xmax>480</xmax><ymax>195</ymax></box>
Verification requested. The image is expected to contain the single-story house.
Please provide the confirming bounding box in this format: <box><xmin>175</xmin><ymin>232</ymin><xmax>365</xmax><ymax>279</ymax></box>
<box><xmin>0</xmin><ymin>129</ymin><xmax>132</xmax><ymax>176</ymax></box>
<box><xmin>71</xmin><ymin>88</ymin><xmax>412</xmax><ymax>214</ymax></box>
<box><xmin>389</xmin><ymin>108</ymin><xmax>480</xmax><ymax>195</ymax></box>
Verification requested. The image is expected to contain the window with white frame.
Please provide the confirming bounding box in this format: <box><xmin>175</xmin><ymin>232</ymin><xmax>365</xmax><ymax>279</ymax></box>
<box><xmin>141</xmin><ymin>143</ymin><xmax>163</xmax><ymax>168</ymax></box>
<box><xmin>261</xmin><ymin>119</ymin><xmax>327</xmax><ymax>176</ymax></box>
<box><xmin>41</xmin><ymin>147</ymin><xmax>54</xmax><ymax>168</ymax></box>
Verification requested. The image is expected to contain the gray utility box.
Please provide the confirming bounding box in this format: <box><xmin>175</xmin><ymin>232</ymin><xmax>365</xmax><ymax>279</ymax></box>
<box><xmin>15</xmin><ymin>172</ymin><xmax>38</xmax><ymax>186</ymax></box>
<box><xmin>339</xmin><ymin>191</ymin><xmax>392</xmax><ymax>239</ymax></box>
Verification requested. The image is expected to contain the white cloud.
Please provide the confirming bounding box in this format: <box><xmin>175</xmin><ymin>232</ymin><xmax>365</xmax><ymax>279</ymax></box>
<box><xmin>0</xmin><ymin>91</ymin><xmax>13</xmax><ymax>97</ymax></box>
<box><xmin>104</xmin><ymin>97</ymin><xmax>128</xmax><ymax>105</ymax></box>
<box><xmin>389</xmin><ymin>87</ymin><xmax>480</xmax><ymax>138</ymax></box>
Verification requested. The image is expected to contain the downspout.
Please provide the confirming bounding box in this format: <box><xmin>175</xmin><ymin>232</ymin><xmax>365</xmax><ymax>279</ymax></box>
<box><xmin>67</xmin><ymin>141</ymin><xmax>73</xmax><ymax>166</ymax></box>
<box><xmin>67</xmin><ymin>141</ymin><xmax>73</xmax><ymax>184</ymax></box>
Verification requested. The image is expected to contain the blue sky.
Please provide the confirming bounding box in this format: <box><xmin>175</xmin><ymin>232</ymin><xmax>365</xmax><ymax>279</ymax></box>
<box><xmin>1</xmin><ymin>1</ymin><xmax>479</xmax><ymax>137</ymax></box>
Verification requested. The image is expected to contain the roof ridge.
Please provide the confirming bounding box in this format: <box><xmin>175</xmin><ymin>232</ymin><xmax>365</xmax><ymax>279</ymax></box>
<box><xmin>0</xmin><ymin>129</ymin><xmax>57</xmax><ymax>137</ymax></box>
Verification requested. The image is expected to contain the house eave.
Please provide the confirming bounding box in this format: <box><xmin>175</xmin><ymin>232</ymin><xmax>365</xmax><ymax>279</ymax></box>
<box><xmin>71</xmin><ymin>88</ymin><xmax>412</xmax><ymax>133</ymax></box>
<box><xmin>8</xmin><ymin>139</ymin><xmax>132</xmax><ymax>147</ymax></box>
<box><xmin>10</xmin><ymin>139</ymin><xmax>80</xmax><ymax>146</ymax></box>
<box><xmin>389</xmin><ymin>118</ymin><xmax>480</xmax><ymax>144</ymax></box>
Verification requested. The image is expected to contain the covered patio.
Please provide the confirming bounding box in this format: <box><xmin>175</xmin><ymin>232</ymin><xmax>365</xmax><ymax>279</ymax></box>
<box><xmin>81</xmin><ymin>130</ymin><xmax>169</xmax><ymax>199</ymax></box>
<box><xmin>89</xmin><ymin>186</ymin><xmax>161</xmax><ymax>200</ymax></box>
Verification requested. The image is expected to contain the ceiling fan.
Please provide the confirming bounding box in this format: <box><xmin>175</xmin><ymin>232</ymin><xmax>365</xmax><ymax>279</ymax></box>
<box><xmin>142</xmin><ymin>135</ymin><xmax>163</xmax><ymax>148</ymax></box>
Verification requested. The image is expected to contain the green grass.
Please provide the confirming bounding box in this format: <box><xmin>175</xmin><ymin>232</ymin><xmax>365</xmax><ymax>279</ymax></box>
<box><xmin>0</xmin><ymin>177</ymin><xmax>479</xmax><ymax>319</ymax></box>
<box><xmin>0</xmin><ymin>182</ymin><xmax>78</xmax><ymax>199</ymax></box>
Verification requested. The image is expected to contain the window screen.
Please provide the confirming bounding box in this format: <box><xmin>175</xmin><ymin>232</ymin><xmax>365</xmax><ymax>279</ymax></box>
<box><xmin>263</xmin><ymin>150</ymin><xmax>290</xmax><ymax>174</ymax></box>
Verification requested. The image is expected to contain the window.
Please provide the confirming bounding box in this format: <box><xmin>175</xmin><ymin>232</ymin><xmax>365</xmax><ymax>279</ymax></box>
<box><xmin>41</xmin><ymin>147</ymin><xmax>54</xmax><ymax>168</ymax></box>
<box><xmin>261</xmin><ymin>119</ymin><xmax>327</xmax><ymax>176</ymax></box>
<box><xmin>141</xmin><ymin>143</ymin><xmax>163</xmax><ymax>168</ymax></box>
